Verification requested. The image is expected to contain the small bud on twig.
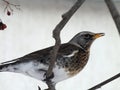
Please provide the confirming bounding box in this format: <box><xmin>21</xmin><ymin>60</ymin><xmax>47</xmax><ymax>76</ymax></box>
<box><xmin>7</xmin><ymin>10</ymin><xmax>11</xmax><ymax>16</ymax></box>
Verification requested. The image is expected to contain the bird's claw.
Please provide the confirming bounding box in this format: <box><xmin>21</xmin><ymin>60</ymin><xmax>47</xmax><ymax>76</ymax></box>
<box><xmin>43</xmin><ymin>72</ymin><xmax>54</xmax><ymax>81</ymax></box>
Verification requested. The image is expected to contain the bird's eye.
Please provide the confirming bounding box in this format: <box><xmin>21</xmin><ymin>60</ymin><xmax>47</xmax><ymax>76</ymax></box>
<box><xmin>84</xmin><ymin>34</ymin><xmax>90</xmax><ymax>38</ymax></box>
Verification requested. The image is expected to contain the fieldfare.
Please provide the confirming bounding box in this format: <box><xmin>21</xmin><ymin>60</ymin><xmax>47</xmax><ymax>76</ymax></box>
<box><xmin>0</xmin><ymin>31</ymin><xmax>104</xmax><ymax>85</ymax></box>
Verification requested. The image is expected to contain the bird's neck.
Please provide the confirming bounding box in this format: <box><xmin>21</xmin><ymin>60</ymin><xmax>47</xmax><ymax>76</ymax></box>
<box><xmin>80</xmin><ymin>44</ymin><xmax>91</xmax><ymax>52</ymax></box>
<box><xmin>69</xmin><ymin>42</ymin><xmax>89</xmax><ymax>53</ymax></box>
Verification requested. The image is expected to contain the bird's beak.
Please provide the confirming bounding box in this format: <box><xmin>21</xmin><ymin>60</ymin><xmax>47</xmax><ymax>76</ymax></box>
<box><xmin>93</xmin><ymin>33</ymin><xmax>105</xmax><ymax>39</ymax></box>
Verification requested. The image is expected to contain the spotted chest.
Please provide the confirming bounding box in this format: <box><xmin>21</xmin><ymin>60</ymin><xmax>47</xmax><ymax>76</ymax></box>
<box><xmin>57</xmin><ymin>50</ymin><xmax>90</xmax><ymax>77</ymax></box>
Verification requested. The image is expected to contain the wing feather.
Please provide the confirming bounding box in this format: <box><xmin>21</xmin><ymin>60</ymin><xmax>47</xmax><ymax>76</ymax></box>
<box><xmin>0</xmin><ymin>43</ymin><xmax>80</xmax><ymax>67</ymax></box>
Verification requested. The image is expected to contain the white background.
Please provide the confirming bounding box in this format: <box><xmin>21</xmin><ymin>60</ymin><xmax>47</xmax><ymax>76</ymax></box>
<box><xmin>0</xmin><ymin>0</ymin><xmax>120</xmax><ymax>90</ymax></box>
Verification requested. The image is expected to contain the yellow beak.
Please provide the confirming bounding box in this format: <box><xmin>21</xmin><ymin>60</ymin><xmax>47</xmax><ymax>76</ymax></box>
<box><xmin>93</xmin><ymin>33</ymin><xmax>105</xmax><ymax>39</ymax></box>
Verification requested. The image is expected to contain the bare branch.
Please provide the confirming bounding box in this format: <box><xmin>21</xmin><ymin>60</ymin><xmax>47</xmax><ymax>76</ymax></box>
<box><xmin>88</xmin><ymin>73</ymin><xmax>120</xmax><ymax>90</ymax></box>
<box><xmin>38</xmin><ymin>86</ymin><xmax>41</xmax><ymax>90</ymax></box>
<box><xmin>45</xmin><ymin>80</ymin><xmax>55</xmax><ymax>90</ymax></box>
<box><xmin>2</xmin><ymin>0</ymin><xmax>20</xmax><ymax>15</ymax></box>
<box><xmin>105</xmin><ymin>0</ymin><xmax>120</xmax><ymax>35</ymax></box>
<box><xmin>88</xmin><ymin>1</ymin><xmax>120</xmax><ymax>89</ymax></box>
<box><xmin>45</xmin><ymin>0</ymin><xmax>86</xmax><ymax>90</ymax></box>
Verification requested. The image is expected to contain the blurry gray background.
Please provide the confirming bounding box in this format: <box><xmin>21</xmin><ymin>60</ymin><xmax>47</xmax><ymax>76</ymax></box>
<box><xmin>0</xmin><ymin>0</ymin><xmax>120</xmax><ymax>90</ymax></box>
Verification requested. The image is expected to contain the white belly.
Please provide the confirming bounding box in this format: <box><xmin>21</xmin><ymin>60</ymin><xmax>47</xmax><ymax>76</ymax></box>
<box><xmin>52</xmin><ymin>66</ymin><xmax>70</xmax><ymax>83</ymax></box>
<box><xmin>1</xmin><ymin>61</ymin><xmax>70</xmax><ymax>83</ymax></box>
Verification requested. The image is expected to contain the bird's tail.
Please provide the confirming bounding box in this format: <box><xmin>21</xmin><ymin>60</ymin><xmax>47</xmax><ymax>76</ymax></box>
<box><xmin>0</xmin><ymin>59</ymin><xmax>18</xmax><ymax>72</ymax></box>
<box><xmin>0</xmin><ymin>63</ymin><xmax>10</xmax><ymax>72</ymax></box>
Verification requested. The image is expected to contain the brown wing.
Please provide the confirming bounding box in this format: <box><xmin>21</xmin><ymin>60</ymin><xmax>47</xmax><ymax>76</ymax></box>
<box><xmin>20</xmin><ymin>43</ymin><xmax>80</xmax><ymax>59</ymax></box>
<box><xmin>0</xmin><ymin>43</ymin><xmax>80</xmax><ymax>66</ymax></box>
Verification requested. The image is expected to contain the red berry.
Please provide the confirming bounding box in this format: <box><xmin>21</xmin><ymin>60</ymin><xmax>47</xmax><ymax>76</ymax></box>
<box><xmin>0</xmin><ymin>22</ymin><xmax>7</xmax><ymax>30</ymax></box>
<box><xmin>2</xmin><ymin>24</ymin><xmax>7</xmax><ymax>30</ymax></box>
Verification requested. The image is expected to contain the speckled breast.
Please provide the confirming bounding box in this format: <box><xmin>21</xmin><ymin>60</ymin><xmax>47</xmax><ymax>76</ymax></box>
<box><xmin>64</xmin><ymin>50</ymin><xmax>90</xmax><ymax>77</ymax></box>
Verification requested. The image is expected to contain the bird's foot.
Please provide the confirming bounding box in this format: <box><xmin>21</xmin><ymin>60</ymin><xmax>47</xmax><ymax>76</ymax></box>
<box><xmin>43</xmin><ymin>72</ymin><xmax>54</xmax><ymax>81</ymax></box>
<box><xmin>44</xmin><ymin>88</ymin><xmax>56</xmax><ymax>90</ymax></box>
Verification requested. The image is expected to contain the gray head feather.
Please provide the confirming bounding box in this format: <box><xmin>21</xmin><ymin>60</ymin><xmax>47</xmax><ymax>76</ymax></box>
<box><xmin>69</xmin><ymin>31</ymin><xmax>104</xmax><ymax>50</ymax></box>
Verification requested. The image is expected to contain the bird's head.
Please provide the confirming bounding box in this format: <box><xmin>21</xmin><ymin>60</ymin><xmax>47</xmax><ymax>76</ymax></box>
<box><xmin>69</xmin><ymin>31</ymin><xmax>105</xmax><ymax>50</ymax></box>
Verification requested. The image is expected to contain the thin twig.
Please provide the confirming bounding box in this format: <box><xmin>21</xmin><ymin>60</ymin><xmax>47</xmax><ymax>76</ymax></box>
<box><xmin>38</xmin><ymin>86</ymin><xmax>41</xmax><ymax>90</ymax></box>
<box><xmin>105</xmin><ymin>0</ymin><xmax>120</xmax><ymax>35</ymax></box>
<box><xmin>2</xmin><ymin>0</ymin><xmax>20</xmax><ymax>7</ymax></box>
<box><xmin>45</xmin><ymin>80</ymin><xmax>55</xmax><ymax>90</ymax></box>
<box><xmin>45</xmin><ymin>0</ymin><xmax>86</xmax><ymax>90</ymax></box>
<box><xmin>88</xmin><ymin>73</ymin><xmax>120</xmax><ymax>90</ymax></box>
<box><xmin>88</xmin><ymin>1</ymin><xmax>120</xmax><ymax>89</ymax></box>
<box><xmin>2</xmin><ymin>0</ymin><xmax>20</xmax><ymax>14</ymax></box>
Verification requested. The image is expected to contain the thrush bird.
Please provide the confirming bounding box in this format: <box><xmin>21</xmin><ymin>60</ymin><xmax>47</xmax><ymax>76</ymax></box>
<box><xmin>0</xmin><ymin>31</ymin><xmax>104</xmax><ymax>85</ymax></box>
